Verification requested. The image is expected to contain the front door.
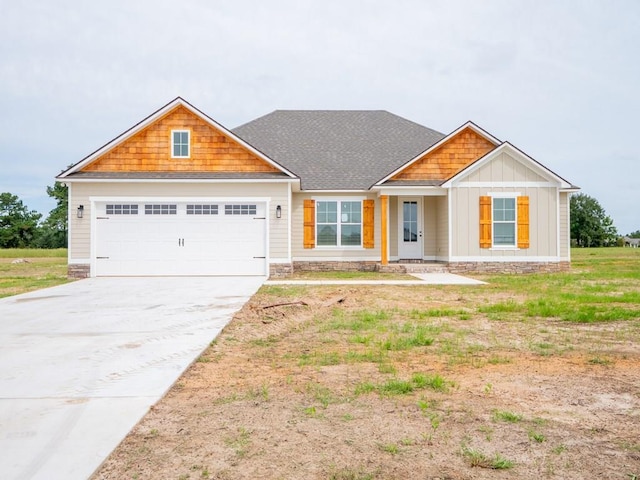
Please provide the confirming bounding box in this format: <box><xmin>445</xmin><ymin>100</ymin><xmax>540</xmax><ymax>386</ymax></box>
<box><xmin>398</xmin><ymin>197</ymin><xmax>422</xmax><ymax>259</ymax></box>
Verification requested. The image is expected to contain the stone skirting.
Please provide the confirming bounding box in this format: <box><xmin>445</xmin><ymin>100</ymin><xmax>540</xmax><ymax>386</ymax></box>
<box><xmin>68</xmin><ymin>264</ymin><xmax>90</xmax><ymax>279</ymax></box>
<box><xmin>293</xmin><ymin>261</ymin><xmax>378</xmax><ymax>273</ymax></box>
<box><xmin>285</xmin><ymin>260</ymin><xmax>570</xmax><ymax>276</ymax></box>
<box><xmin>269</xmin><ymin>263</ymin><xmax>294</xmax><ymax>278</ymax></box>
<box><xmin>446</xmin><ymin>261</ymin><xmax>570</xmax><ymax>275</ymax></box>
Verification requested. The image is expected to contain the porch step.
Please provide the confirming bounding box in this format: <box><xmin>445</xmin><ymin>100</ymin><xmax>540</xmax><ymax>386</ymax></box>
<box><xmin>377</xmin><ymin>263</ymin><xmax>449</xmax><ymax>274</ymax></box>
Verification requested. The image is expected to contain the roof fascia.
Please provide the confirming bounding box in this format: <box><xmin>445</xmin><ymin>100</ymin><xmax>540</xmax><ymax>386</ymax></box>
<box><xmin>58</xmin><ymin>97</ymin><xmax>297</xmax><ymax>179</ymax></box>
<box><xmin>441</xmin><ymin>142</ymin><xmax>572</xmax><ymax>189</ymax></box>
<box><xmin>57</xmin><ymin>177</ymin><xmax>298</xmax><ymax>184</ymax></box>
<box><xmin>374</xmin><ymin>121</ymin><xmax>501</xmax><ymax>186</ymax></box>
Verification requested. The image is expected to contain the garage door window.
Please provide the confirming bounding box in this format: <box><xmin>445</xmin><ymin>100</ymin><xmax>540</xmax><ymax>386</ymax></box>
<box><xmin>187</xmin><ymin>204</ymin><xmax>219</xmax><ymax>215</ymax></box>
<box><xmin>145</xmin><ymin>204</ymin><xmax>177</xmax><ymax>215</ymax></box>
<box><xmin>225</xmin><ymin>204</ymin><xmax>257</xmax><ymax>215</ymax></box>
<box><xmin>106</xmin><ymin>204</ymin><xmax>138</xmax><ymax>215</ymax></box>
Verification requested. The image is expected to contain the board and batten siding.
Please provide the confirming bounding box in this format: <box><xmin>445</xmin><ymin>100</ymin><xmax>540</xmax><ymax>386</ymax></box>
<box><xmin>450</xmin><ymin>149</ymin><xmax>562</xmax><ymax>258</ymax></box>
<box><xmin>292</xmin><ymin>192</ymin><xmax>381</xmax><ymax>259</ymax></box>
<box><xmin>451</xmin><ymin>186</ymin><xmax>558</xmax><ymax>257</ymax></box>
<box><xmin>69</xmin><ymin>182</ymin><xmax>290</xmax><ymax>262</ymax></box>
<box><xmin>463</xmin><ymin>151</ymin><xmax>549</xmax><ymax>183</ymax></box>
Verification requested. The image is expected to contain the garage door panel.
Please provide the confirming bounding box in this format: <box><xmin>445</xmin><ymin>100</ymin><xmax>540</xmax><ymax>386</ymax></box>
<box><xmin>95</xmin><ymin>202</ymin><xmax>267</xmax><ymax>276</ymax></box>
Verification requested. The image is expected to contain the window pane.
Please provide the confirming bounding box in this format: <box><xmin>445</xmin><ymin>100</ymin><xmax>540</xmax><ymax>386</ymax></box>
<box><xmin>341</xmin><ymin>225</ymin><xmax>361</xmax><ymax>246</ymax></box>
<box><xmin>317</xmin><ymin>224</ymin><xmax>337</xmax><ymax>246</ymax></box>
<box><xmin>341</xmin><ymin>201</ymin><xmax>361</xmax><ymax>223</ymax></box>
<box><xmin>493</xmin><ymin>198</ymin><xmax>515</xmax><ymax>221</ymax></box>
<box><xmin>317</xmin><ymin>202</ymin><xmax>337</xmax><ymax>223</ymax></box>
<box><xmin>494</xmin><ymin>223</ymin><xmax>515</xmax><ymax>245</ymax></box>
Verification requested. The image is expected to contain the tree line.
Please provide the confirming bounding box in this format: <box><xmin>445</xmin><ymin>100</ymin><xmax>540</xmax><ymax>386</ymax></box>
<box><xmin>0</xmin><ymin>188</ymin><xmax>635</xmax><ymax>249</ymax></box>
<box><xmin>0</xmin><ymin>182</ymin><xmax>67</xmax><ymax>248</ymax></box>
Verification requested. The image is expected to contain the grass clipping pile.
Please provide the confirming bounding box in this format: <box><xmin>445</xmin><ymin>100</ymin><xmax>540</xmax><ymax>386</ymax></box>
<box><xmin>95</xmin><ymin>285</ymin><xmax>640</xmax><ymax>479</ymax></box>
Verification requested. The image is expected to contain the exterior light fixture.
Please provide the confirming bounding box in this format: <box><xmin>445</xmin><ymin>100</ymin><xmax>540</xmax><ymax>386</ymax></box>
<box><xmin>276</xmin><ymin>205</ymin><xmax>282</xmax><ymax>219</ymax></box>
<box><xmin>77</xmin><ymin>205</ymin><xmax>84</xmax><ymax>218</ymax></box>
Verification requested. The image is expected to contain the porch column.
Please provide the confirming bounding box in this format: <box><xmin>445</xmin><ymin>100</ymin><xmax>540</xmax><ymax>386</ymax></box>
<box><xmin>381</xmin><ymin>195</ymin><xmax>388</xmax><ymax>265</ymax></box>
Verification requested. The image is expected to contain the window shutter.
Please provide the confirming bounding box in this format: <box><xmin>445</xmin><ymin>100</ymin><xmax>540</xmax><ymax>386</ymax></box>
<box><xmin>303</xmin><ymin>199</ymin><xmax>315</xmax><ymax>249</ymax></box>
<box><xmin>363</xmin><ymin>199</ymin><xmax>375</xmax><ymax>249</ymax></box>
<box><xmin>479</xmin><ymin>196</ymin><xmax>492</xmax><ymax>249</ymax></box>
<box><xmin>517</xmin><ymin>196</ymin><xmax>530</xmax><ymax>249</ymax></box>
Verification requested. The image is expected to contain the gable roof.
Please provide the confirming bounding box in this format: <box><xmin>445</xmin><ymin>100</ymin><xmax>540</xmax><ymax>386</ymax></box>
<box><xmin>58</xmin><ymin>97</ymin><xmax>296</xmax><ymax>180</ymax></box>
<box><xmin>375</xmin><ymin>121</ymin><xmax>501</xmax><ymax>186</ymax></box>
<box><xmin>441</xmin><ymin>141</ymin><xmax>575</xmax><ymax>189</ymax></box>
<box><xmin>232</xmin><ymin>110</ymin><xmax>445</xmax><ymax>190</ymax></box>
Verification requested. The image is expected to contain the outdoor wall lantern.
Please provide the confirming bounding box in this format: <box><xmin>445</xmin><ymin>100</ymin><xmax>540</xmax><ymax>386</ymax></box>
<box><xmin>77</xmin><ymin>205</ymin><xmax>84</xmax><ymax>218</ymax></box>
<box><xmin>276</xmin><ymin>205</ymin><xmax>282</xmax><ymax>219</ymax></box>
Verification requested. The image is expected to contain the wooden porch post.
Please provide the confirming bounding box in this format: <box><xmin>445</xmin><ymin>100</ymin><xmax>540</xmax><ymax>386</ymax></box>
<box><xmin>381</xmin><ymin>195</ymin><xmax>388</xmax><ymax>265</ymax></box>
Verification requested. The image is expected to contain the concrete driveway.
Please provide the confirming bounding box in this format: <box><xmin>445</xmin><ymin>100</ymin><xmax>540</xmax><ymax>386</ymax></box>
<box><xmin>0</xmin><ymin>276</ymin><xmax>264</xmax><ymax>480</ymax></box>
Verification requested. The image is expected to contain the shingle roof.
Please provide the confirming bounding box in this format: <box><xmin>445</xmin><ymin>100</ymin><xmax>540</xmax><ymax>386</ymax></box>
<box><xmin>233</xmin><ymin>111</ymin><xmax>445</xmax><ymax>190</ymax></box>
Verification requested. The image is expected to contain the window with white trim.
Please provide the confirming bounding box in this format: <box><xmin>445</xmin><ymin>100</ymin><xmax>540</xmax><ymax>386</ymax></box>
<box><xmin>171</xmin><ymin>130</ymin><xmax>190</xmax><ymax>158</ymax></box>
<box><xmin>316</xmin><ymin>200</ymin><xmax>362</xmax><ymax>247</ymax></box>
<box><xmin>492</xmin><ymin>197</ymin><xmax>516</xmax><ymax>246</ymax></box>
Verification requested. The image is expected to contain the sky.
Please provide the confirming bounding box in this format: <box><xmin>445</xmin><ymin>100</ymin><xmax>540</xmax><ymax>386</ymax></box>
<box><xmin>0</xmin><ymin>0</ymin><xmax>638</xmax><ymax>234</ymax></box>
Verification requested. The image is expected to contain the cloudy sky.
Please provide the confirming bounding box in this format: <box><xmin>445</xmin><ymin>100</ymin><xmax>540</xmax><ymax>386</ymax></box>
<box><xmin>1</xmin><ymin>0</ymin><xmax>638</xmax><ymax>234</ymax></box>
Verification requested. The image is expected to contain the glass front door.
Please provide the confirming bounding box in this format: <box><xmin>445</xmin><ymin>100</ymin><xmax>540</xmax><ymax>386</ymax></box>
<box><xmin>398</xmin><ymin>198</ymin><xmax>422</xmax><ymax>259</ymax></box>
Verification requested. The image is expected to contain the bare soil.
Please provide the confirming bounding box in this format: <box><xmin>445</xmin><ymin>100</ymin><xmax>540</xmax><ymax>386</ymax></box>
<box><xmin>93</xmin><ymin>285</ymin><xmax>640</xmax><ymax>480</ymax></box>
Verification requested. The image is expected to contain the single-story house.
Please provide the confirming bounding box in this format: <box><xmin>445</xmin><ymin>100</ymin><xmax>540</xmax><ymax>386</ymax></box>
<box><xmin>57</xmin><ymin>97</ymin><xmax>578</xmax><ymax>278</ymax></box>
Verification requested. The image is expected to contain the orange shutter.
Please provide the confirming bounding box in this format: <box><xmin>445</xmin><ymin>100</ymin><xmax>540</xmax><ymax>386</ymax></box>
<box><xmin>363</xmin><ymin>199</ymin><xmax>375</xmax><ymax>249</ymax></box>
<box><xmin>303</xmin><ymin>199</ymin><xmax>315</xmax><ymax>249</ymax></box>
<box><xmin>517</xmin><ymin>196</ymin><xmax>530</xmax><ymax>249</ymax></box>
<box><xmin>479</xmin><ymin>196</ymin><xmax>492</xmax><ymax>249</ymax></box>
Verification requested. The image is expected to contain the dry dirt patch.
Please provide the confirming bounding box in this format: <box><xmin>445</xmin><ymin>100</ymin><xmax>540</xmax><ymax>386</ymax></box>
<box><xmin>94</xmin><ymin>285</ymin><xmax>640</xmax><ymax>480</ymax></box>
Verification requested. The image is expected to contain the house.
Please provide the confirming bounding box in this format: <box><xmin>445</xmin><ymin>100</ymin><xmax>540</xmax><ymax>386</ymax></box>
<box><xmin>57</xmin><ymin>97</ymin><xmax>578</xmax><ymax>278</ymax></box>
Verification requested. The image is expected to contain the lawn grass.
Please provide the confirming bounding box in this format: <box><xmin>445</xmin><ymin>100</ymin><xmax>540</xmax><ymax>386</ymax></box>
<box><xmin>0</xmin><ymin>248</ymin><xmax>70</xmax><ymax>298</ymax></box>
<box><xmin>94</xmin><ymin>247</ymin><xmax>640</xmax><ymax>479</ymax></box>
<box><xmin>477</xmin><ymin>247</ymin><xmax>640</xmax><ymax>323</ymax></box>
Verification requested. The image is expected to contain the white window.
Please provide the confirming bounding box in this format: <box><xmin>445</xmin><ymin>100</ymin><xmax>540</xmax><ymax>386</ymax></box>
<box><xmin>316</xmin><ymin>201</ymin><xmax>362</xmax><ymax>247</ymax></box>
<box><xmin>171</xmin><ymin>130</ymin><xmax>190</xmax><ymax>158</ymax></box>
<box><xmin>492</xmin><ymin>197</ymin><xmax>516</xmax><ymax>246</ymax></box>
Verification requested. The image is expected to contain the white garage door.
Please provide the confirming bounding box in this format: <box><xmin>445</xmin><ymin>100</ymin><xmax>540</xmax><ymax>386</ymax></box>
<box><xmin>94</xmin><ymin>201</ymin><xmax>267</xmax><ymax>276</ymax></box>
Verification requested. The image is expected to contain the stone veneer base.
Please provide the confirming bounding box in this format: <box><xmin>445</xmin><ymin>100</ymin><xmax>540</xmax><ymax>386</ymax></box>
<box><xmin>68</xmin><ymin>264</ymin><xmax>90</xmax><ymax>279</ymax></box>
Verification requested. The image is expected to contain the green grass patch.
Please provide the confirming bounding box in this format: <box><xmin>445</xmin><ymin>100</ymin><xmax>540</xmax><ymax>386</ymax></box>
<box><xmin>0</xmin><ymin>248</ymin><xmax>67</xmax><ymax>258</ymax></box>
<box><xmin>0</xmin><ymin>255</ymin><xmax>70</xmax><ymax>298</ymax></box>
<box><xmin>461</xmin><ymin>445</ymin><xmax>515</xmax><ymax>469</ymax></box>
<box><xmin>355</xmin><ymin>373</ymin><xmax>451</xmax><ymax>396</ymax></box>
<box><xmin>493</xmin><ymin>410</ymin><xmax>523</xmax><ymax>423</ymax></box>
<box><xmin>409</xmin><ymin>308</ymin><xmax>468</xmax><ymax>319</ymax></box>
<box><xmin>259</xmin><ymin>285</ymin><xmax>308</xmax><ymax>297</ymax></box>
